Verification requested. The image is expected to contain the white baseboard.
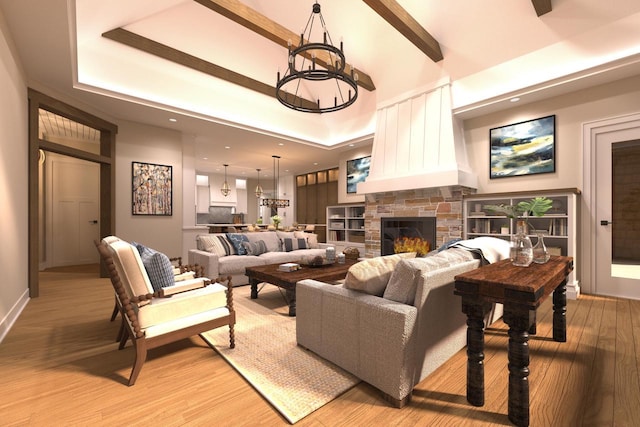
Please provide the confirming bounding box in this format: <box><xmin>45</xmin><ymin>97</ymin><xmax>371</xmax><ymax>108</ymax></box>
<box><xmin>0</xmin><ymin>288</ymin><xmax>30</xmax><ymax>344</ymax></box>
<box><xmin>567</xmin><ymin>280</ymin><xmax>581</xmax><ymax>300</ymax></box>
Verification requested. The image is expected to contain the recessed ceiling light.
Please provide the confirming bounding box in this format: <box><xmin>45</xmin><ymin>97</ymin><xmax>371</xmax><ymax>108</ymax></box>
<box><xmin>348</xmin><ymin>144</ymin><xmax>355</xmax><ymax>147</ymax></box>
<box><xmin>313</xmin><ymin>162</ymin><xmax>318</xmax><ymax>165</ymax></box>
<box><xmin>203</xmin><ymin>157</ymin><xmax>208</xmax><ymax>160</ymax></box>
<box><xmin>169</xmin><ymin>118</ymin><xmax>177</xmax><ymax>122</ymax></box>
<box><xmin>225</xmin><ymin>146</ymin><xmax>231</xmax><ymax>149</ymax></box>
<box><xmin>278</xmin><ymin>143</ymin><xmax>284</xmax><ymax>146</ymax></box>
<box><xmin>510</xmin><ymin>97</ymin><xmax>521</xmax><ymax>103</ymax></box>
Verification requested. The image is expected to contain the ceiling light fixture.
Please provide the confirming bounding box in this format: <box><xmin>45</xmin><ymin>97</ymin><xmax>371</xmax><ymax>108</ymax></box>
<box><xmin>255</xmin><ymin>168</ymin><xmax>264</xmax><ymax>198</ymax></box>
<box><xmin>220</xmin><ymin>164</ymin><xmax>231</xmax><ymax>197</ymax></box>
<box><xmin>276</xmin><ymin>1</ymin><xmax>358</xmax><ymax>114</ymax></box>
<box><xmin>261</xmin><ymin>155</ymin><xmax>290</xmax><ymax>208</ymax></box>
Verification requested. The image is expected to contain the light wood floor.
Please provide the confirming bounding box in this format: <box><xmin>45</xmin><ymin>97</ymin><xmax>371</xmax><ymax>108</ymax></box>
<box><xmin>1</xmin><ymin>266</ymin><xmax>639</xmax><ymax>426</ymax></box>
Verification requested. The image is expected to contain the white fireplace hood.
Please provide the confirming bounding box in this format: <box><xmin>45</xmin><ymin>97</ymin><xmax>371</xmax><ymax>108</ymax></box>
<box><xmin>358</xmin><ymin>80</ymin><xmax>477</xmax><ymax>194</ymax></box>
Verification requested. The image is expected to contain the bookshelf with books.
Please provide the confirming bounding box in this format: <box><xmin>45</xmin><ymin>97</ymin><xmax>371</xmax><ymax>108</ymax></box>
<box><xmin>326</xmin><ymin>204</ymin><xmax>365</xmax><ymax>254</ymax></box>
<box><xmin>463</xmin><ymin>188</ymin><xmax>580</xmax><ymax>298</ymax></box>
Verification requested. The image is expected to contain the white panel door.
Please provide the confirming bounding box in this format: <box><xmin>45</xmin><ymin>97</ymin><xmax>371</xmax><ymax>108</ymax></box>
<box><xmin>50</xmin><ymin>155</ymin><xmax>100</xmax><ymax>267</ymax></box>
<box><xmin>595</xmin><ymin>127</ymin><xmax>640</xmax><ymax>299</ymax></box>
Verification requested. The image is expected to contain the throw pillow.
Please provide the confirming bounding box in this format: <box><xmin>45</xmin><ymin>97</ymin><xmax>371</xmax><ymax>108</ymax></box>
<box><xmin>276</xmin><ymin>231</ymin><xmax>296</xmax><ymax>251</ymax></box>
<box><xmin>134</xmin><ymin>242</ymin><xmax>175</xmax><ymax>292</ymax></box>
<box><xmin>282</xmin><ymin>237</ymin><xmax>308</xmax><ymax>252</ymax></box>
<box><xmin>226</xmin><ymin>233</ymin><xmax>250</xmax><ymax>255</ymax></box>
<box><xmin>383</xmin><ymin>258</ymin><xmax>423</xmax><ymax>305</ymax></box>
<box><xmin>197</xmin><ymin>234</ymin><xmax>226</xmax><ymax>257</ymax></box>
<box><xmin>252</xmin><ymin>231</ymin><xmax>281</xmax><ymax>252</ymax></box>
<box><xmin>294</xmin><ymin>231</ymin><xmax>319</xmax><ymax>249</ymax></box>
<box><xmin>216</xmin><ymin>235</ymin><xmax>236</xmax><ymax>256</ymax></box>
<box><xmin>242</xmin><ymin>240</ymin><xmax>268</xmax><ymax>256</ymax></box>
<box><xmin>343</xmin><ymin>252</ymin><xmax>417</xmax><ymax>296</ymax></box>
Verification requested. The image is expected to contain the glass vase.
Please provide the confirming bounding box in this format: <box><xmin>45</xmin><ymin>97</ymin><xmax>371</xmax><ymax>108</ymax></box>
<box><xmin>532</xmin><ymin>231</ymin><xmax>551</xmax><ymax>264</ymax></box>
<box><xmin>511</xmin><ymin>220</ymin><xmax>533</xmax><ymax>267</ymax></box>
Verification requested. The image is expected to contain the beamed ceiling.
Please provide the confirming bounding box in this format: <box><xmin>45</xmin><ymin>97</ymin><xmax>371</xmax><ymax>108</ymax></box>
<box><xmin>2</xmin><ymin>0</ymin><xmax>640</xmax><ymax>177</ymax></box>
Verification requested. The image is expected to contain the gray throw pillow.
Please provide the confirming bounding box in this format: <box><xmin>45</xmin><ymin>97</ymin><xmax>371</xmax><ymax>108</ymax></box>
<box><xmin>282</xmin><ymin>237</ymin><xmax>308</xmax><ymax>252</ymax></box>
<box><xmin>243</xmin><ymin>240</ymin><xmax>267</xmax><ymax>256</ymax></box>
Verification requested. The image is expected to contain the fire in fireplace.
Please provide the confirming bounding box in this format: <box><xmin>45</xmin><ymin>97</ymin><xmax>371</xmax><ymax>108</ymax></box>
<box><xmin>381</xmin><ymin>217</ymin><xmax>437</xmax><ymax>256</ymax></box>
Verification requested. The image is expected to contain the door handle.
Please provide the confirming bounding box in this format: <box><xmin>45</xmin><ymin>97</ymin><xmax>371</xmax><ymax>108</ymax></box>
<box><xmin>89</xmin><ymin>220</ymin><xmax>98</xmax><ymax>224</ymax></box>
<box><xmin>600</xmin><ymin>220</ymin><xmax>612</xmax><ymax>226</ymax></box>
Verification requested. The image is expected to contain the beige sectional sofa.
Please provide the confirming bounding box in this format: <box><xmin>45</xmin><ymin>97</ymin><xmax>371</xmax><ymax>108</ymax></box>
<box><xmin>188</xmin><ymin>230</ymin><xmax>329</xmax><ymax>285</ymax></box>
<box><xmin>296</xmin><ymin>246</ymin><xmax>505</xmax><ymax>407</ymax></box>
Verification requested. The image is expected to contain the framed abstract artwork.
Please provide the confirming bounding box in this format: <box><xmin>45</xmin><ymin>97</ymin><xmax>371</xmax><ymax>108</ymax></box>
<box><xmin>490</xmin><ymin>115</ymin><xmax>555</xmax><ymax>179</ymax></box>
<box><xmin>346</xmin><ymin>156</ymin><xmax>371</xmax><ymax>193</ymax></box>
<box><xmin>132</xmin><ymin>161</ymin><xmax>173</xmax><ymax>216</ymax></box>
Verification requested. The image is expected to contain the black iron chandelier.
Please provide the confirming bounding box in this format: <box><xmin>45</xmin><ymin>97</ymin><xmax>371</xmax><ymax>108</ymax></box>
<box><xmin>276</xmin><ymin>2</ymin><xmax>358</xmax><ymax>113</ymax></box>
<box><xmin>261</xmin><ymin>155</ymin><xmax>290</xmax><ymax>208</ymax></box>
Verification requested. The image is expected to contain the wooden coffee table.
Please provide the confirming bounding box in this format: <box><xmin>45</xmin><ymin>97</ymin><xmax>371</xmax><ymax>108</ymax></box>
<box><xmin>245</xmin><ymin>259</ymin><xmax>357</xmax><ymax>316</ymax></box>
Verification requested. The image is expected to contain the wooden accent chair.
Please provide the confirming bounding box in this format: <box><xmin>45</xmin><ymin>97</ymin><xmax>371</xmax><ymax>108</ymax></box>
<box><xmin>96</xmin><ymin>237</ymin><xmax>236</xmax><ymax>386</ymax></box>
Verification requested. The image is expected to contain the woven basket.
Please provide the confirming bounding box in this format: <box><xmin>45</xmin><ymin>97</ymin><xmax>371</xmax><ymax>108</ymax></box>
<box><xmin>343</xmin><ymin>247</ymin><xmax>360</xmax><ymax>260</ymax></box>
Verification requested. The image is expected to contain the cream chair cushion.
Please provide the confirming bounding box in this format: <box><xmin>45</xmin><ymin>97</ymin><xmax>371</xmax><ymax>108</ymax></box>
<box><xmin>137</xmin><ymin>283</ymin><xmax>228</xmax><ymax>334</ymax></box>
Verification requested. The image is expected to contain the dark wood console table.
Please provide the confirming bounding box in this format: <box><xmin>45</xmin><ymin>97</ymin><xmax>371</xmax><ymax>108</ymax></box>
<box><xmin>454</xmin><ymin>256</ymin><xmax>574</xmax><ymax>427</ymax></box>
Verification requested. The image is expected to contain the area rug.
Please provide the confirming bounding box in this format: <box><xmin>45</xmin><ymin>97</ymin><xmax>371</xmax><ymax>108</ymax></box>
<box><xmin>201</xmin><ymin>285</ymin><xmax>360</xmax><ymax>424</ymax></box>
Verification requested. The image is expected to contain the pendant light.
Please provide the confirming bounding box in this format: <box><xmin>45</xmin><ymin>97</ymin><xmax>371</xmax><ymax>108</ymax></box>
<box><xmin>220</xmin><ymin>164</ymin><xmax>231</xmax><ymax>197</ymax></box>
<box><xmin>255</xmin><ymin>168</ymin><xmax>264</xmax><ymax>198</ymax></box>
<box><xmin>260</xmin><ymin>155</ymin><xmax>290</xmax><ymax>207</ymax></box>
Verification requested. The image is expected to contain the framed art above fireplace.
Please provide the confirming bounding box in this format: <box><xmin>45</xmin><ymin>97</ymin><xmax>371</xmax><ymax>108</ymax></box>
<box><xmin>490</xmin><ymin>115</ymin><xmax>555</xmax><ymax>179</ymax></box>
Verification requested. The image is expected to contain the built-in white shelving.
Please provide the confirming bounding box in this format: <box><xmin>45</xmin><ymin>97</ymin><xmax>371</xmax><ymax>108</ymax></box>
<box><xmin>463</xmin><ymin>188</ymin><xmax>581</xmax><ymax>298</ymax></box>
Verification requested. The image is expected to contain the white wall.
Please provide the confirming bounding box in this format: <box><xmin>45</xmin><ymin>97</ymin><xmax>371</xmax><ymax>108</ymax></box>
<box><xmin>114</xmin><ymin>120</ymin><xmax>184</xmax><ymax>258</ymax></box>
<box><xmin>463</xmin><ymin>74</ymin><xmax>640</xmax><ymax>293</ymax></box>
<box><xmin>0</xmin><ymin>8</ymin><xmax>29</xmax><ymax>342</ymax></box>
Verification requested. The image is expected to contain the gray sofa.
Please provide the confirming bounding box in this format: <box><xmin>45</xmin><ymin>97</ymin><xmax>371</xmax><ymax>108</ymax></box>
<box><xmin>188</xmin><ymin>230</ymin><xmax>329</xmax><ymax>285</ymax></box>
<box><xmin>296</xmin><ymin>247</ymin><xmax>504</xmax><ymax>407</ymax></box>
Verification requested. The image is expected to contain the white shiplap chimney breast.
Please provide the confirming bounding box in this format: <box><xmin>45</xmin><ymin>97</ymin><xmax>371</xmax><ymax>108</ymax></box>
<box><xmin>358</xmin><ymin>80</ymin><xmax>477</xmax><ymax>194</ymax></box>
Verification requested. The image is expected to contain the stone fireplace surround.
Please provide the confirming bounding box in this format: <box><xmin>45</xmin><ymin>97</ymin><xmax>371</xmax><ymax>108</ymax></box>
<box><xmin>364</xmin><ymin>185</ymin><xmax>476</xmax><ymax>258</ymax></box>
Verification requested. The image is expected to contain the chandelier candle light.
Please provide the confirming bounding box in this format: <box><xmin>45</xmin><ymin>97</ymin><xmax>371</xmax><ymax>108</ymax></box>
<box><xmin>261</xmin><ymin>155</ymin><xmax>290</xmax><ymax>208</ymax></box>
<box><xmin>276</xmin><ymin>1</ymin><xmax>358</xmax><ymax>113</ymax></box>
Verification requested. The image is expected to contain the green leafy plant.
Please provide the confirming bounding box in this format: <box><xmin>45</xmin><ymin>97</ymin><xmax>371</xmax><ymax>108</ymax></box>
<box><xmin>271</xmin><ymin>215</ymin><xmax>282</xmax><ymax>226</ymax></box>
<box><xmin>484</xmin><ymin>196</ymin><xmax>553</xmax><ymax>230</ymax></box>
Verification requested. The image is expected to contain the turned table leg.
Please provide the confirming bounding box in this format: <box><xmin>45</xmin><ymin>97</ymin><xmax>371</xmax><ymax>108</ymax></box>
<box><xmin>553</xmin><ymin>279</ymin><xmax>567</xmax><ymax>342</ymax></box>
<box><xmin>462</xmin><ymin>299</ymin><xmax>492</xmax><ymax>407</ymax></box>
<box><xmin>286</xmin><ymin>288</ymin><xmax>296</xmax><ymax>317</ymax></box>
<box><xmin>504</xmin><ymin>305</ymin><xmax>535</xmax><ymax>427</ymax></box>
<box><xmin>250</xmin><ymin>279</ymin><xmax>259</xmax><ymax>299</ymax></box>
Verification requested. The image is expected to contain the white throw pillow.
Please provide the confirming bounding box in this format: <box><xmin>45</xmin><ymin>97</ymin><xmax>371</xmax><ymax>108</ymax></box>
<box><xmin>343</xmin><ymin>252</ymin><xmax>416</xmax><ymax>296</ymax></box>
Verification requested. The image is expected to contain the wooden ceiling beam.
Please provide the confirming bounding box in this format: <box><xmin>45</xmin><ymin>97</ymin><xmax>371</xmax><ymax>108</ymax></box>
<box><xmin>362</xmin><ymin>0</ymin><xmax>443</xmax><ymax>63</ymax></box>
<box><xmin>102</xmin><ymin>28</ymin><xmax>318</xmax><ymax>111</ymax></box>
<box><xmin>193</xmin><ymin>0</ymin><xmax>375</xmax><ymax>91</ymax></box>
<box><xmin>531</xmin><ymin>0</ymin><xmax>553</xmax><ymax>17</ymax></box>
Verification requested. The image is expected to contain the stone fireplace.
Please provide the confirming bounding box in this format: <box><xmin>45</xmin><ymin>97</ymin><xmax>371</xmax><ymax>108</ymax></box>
<box><xmin>364</xmin><ymin>186</ymin><xmax>476</xmax><ymax>258</ymax></box>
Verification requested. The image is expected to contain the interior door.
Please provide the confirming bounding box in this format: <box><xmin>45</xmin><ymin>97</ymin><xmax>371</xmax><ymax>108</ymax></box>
<box><xmin>49</xmin><ymin>154</ymin><xmax>100</xmax><ymax>267</ymax></box>
<box><xmin>595</xmin><ymin>128</ymin><xmax>640</xmax><ymax>299</ymax></box>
